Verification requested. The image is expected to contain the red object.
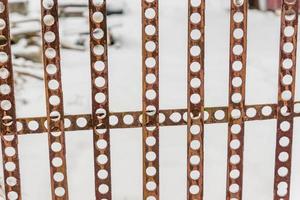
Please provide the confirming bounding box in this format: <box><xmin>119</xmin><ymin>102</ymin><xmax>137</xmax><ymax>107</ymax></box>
<box><xmin>267</xmin><ymin>0</ymin><xmax>300</xmax><ymax>10</ymax></box>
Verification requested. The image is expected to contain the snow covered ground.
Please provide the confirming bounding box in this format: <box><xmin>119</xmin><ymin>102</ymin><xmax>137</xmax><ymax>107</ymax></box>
<box><xmin>2</xmin><ymin>0</ymin><xmax>300</xmax><ymax>199</ymax></box>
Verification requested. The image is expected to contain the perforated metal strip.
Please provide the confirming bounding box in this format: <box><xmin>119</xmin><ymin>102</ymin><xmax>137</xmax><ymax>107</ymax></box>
<box><xmin>142</xmin><ymin>0</ymin><xmax>159</xmax><ymax>199</ymax></box>
<box><xmin>0</xmin><ymin>1</ymin><xmax>22</xmax><ymax>199</ymax></box>
<box><xmin>226</xmin><ymin>0</ymin><xmax>248</xmax><ymax>199</ymax></box>
<box><xmin>40</xmin><ymin>0</ymin><xmax>69</xmax><ymax>199</ymax></box>
<box><xmin>187</xmin><ymin>0</ymin><xmax>205</xmax><ymax>199</ymax></box>
<box><xmin>10</xmin><ymin>102</ymin><xmax>300</xmax><ymax>135</ymax></box>
<box><xmin>88</xmin><ymin>0</ymin><xmax>112</xmax><ymax>199</ymax></box>
<box><xmin>273</xmin><ymin>1</ymin><xmax>298</xmax><ymax>199</ymax></box>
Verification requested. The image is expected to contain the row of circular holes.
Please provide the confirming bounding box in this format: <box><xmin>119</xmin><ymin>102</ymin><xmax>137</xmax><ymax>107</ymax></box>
<box><xmin>188</xmin><ymin>0</ymin><xmax>203</xmax><ymax>196</ymax></box>
<box><xmin>0</xmin><ymin>2</ymin><xmax>21</xmax><ymax>200</ymax></box>
<box><xmin>143</xmin><ymin>0</ymin><xmax>158</xmax><ymax>123</ymax></box>
<box><xmin>188</xmin><ymin>21</ymin><xmax>203</xmax><ymax>197</ymax></box>
<box><xmin>90</xmin><ymin>4</ymin><xmax>109</xmax><ymax>107</ymax></box>
<box><xmin>277</xmin><ymin>7</ymin><xmax>297</xmax><ymax>107</ymax></box>
<box><xmin>277</xmin><ymin>5</ymin><xmax>297</xmax><ymax>111</ymax></box>
<box><xmin>0</xmin><ymin>2</ymin><xmax>23</xmax><ymax>198</ymax></box>
<box><xmin>144</xmin><ymin>1</ymin><xmax>158</xmax><ymax>122</ymax></box>
<box><xmin>88</xmin><ymin>0</ymin><xmax>111</xmax><ymax>196</ymax></box>
<box><xmin>11</xmin><ymin>102</ymin><xmax>300</xmax><ymax>133</ymax></box>
<box><xmin>229</xmin><ymin>1</ymin><xmax>247</xmax><ymax>127</ymax></box>
<box><xmin>227</xmin><ymin>1</ymin><xmax>246</xmax><ymax>196</ymax></box>
<box><xmin>9</xmin><ymin>104</ymin><xmax>300</xmax><ymax>131</ymax></box>
<box><xmin>230</xmin><ymin>9</ymin><xmax>245</xmax><ymax>106</ymax></box>
<box><xmin>144</xmin><ymin>132</ymin><xmax>158</xmax><ymax>193</ymax></box>
<box><xmin>42</xmin><ymin>0</ymin><xmax>68</xmax><ymax>197</ymax></box>
<box><xmin>42</xmin><ymin>1</ymin><xmax>64</xmax><ymax>125</ymax></box>
<box><xmin>0</xmin><ymin>1</ymin><xmax>13</xmax><ymax>129</ymax></box>
<box><xmin>275</xmin><ymin>134</ymin><xmax>293</xmax><ymax>196</ymax></box>
<box><xmin>3</xmin><ymin>139</ymin><xmax>19</xmax><ymax>200</ymax></box>
<box><xmin>188</xmin><ymin>0</ymin><xmax>203</xmax><ymax>112</ymax></box>
<box><xmin>229</xmin><ymin>13</ymin><xmax>250</xmax><ymax>183</ymax></box>
<box><xmin>276</xmin><ymin>2</ymin><xmax>297</xmax><ymax>197</ymax></box>
<box><xmin>16</xmin><ymin>103</ymin><xmax>300</xmax><ymax>133</ymax></box>
<box><xmin>143</xmin><ymin>1</ymin><xmax>159</xmax><ymax>198</ymax></box>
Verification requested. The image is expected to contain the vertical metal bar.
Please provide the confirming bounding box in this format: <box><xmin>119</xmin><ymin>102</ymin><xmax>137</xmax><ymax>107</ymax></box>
<box><xmin>0</xmin><ymin>1</ymin><xmax>22</xmax><ymax>199</ymax></box>
<box><xmin>273</xmin><ymin>1</ymin><xmax>298</xmax><ymax>199</ymax></box>
<box><xmin>40</xmin><ymin>0</ymin><xmax>69</xmax><ymax>199</ymax></box>
<box><xmin>226</xmin><ymin>0</ymin><xmax>248</xmax><ymax>199</ymax></box>
<box><xmin>88</xmin><ymin>0</ymin><xmax>112</xmax><ymax>199</ymax></box>
<box><xmin>187</xmin><ymin>0</ymin><xmax>205</xmax><ymax>199</ymax></box>
<box><xmin>142</xmin><ymin>0</ymin><xmax>159</xmax><ymax>199</ymax></box>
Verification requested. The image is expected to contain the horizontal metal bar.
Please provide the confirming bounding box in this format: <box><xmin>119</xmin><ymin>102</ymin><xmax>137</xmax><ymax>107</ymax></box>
<box><xmin>13</xmin><ymin>102</ymin><xmax>300</xmax><ymax>135</ymax></box>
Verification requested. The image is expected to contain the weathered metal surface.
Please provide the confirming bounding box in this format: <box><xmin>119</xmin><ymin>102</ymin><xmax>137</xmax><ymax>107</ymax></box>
<box><xmin>0</xmin><ymin>1</ymin><xmax>22</xmax><ymax>199</ymax></box>
<box><xmin>142</xmin><ymin>0</ymin><xmax>160</xmax><ymax>199</ymax></box>
<box><xmin>226</xmin><ymin>0</ymin><xmax>248</xmax><ymax>199</ymax></box>
<box><xmin>273</xmin><ymin>0</ymin><xmax>298</xmax><ymax>199</ymax></box>
<box><xmin>0</xmin><ymin>0</ymin><xmax>299</xmax><ymax>199</ymax></box>
<box><xmin>187</xmin><ymin>0</ymin><xmax>205</xmax><ymax>199</ymax></box>
<box><xmin>40</xmin><ymin>0</ymin><xmax>69</xmax><ymax>199</ymax></box>
<box><xmin>11</xmin><ymin>102</ymin><xmax>300</xmax><ymax>135</ymax></box>
<box><xmin>88</xmin><ymin>0</ymin><xmax>112</xmax><ymax>199</ymax></box>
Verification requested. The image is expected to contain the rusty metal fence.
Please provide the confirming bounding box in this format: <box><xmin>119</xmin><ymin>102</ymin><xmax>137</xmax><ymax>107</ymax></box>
<box><xmin>0</xmin><ymin>0</ymin><xmax>299</xmax><ymax>199</ymax></box>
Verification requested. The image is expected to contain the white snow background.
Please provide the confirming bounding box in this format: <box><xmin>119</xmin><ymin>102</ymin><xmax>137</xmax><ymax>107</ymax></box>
<box><xmin>3</xmin><ymin>0</ymin><xmax>300</xmax><ymax>199</ymax></box>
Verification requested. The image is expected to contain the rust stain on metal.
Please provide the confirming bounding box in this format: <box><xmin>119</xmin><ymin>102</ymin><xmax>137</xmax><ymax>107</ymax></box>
<box><xmin>0</xmin><ymin>0</ymin><xmax>299</xmax><ymax>199</ymax></box>
<box><xmin>40</xmin><ymin>0</ymin><xmax>69</xmax><ymax>199</ymax></box>
<box><xmin>10</xmin><ymin>101</ymin><xmax>300</xmax><ymax>135</ymax></box>
<box><xmin>273</xmin><ymin>0</ymin><xmax>298</xmax><ymax>199</ymax></box>
<box><xmin>0</xmin><ymin>1</ymin><xmax>22</xmax><ymax>199</ymax></box>
<box><xmin>142</xmin><ymin>0</ymin><xmax>159</xmax><ymax>199</ymax></box>
<box><xmin>226</xmin><ymin>0</ymin><xmax>248</xmax><ymax>199</ymax></box>
<box><xmin>187</xmin><ymin>0</ymin><xmax>205</xmax><ymax>199</ymax></box>
<box><xmin>88</xmin><ymin>0</ymin><xmax>112</xmax><ymax>199</ymax></box>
